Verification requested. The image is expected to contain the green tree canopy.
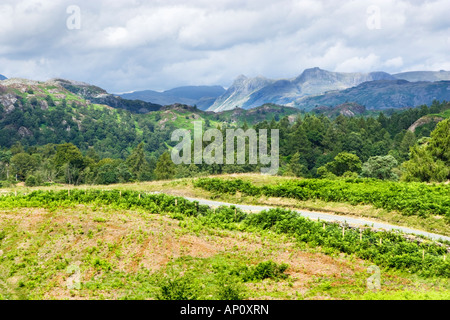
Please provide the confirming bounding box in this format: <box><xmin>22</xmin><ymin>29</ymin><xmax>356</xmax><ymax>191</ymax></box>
<box><xmin>402</xmin><ymin>119</ymin><xmax>450</xmax><ymax>182</ymax></box>
<box><xmin>361</xmin><ymin>155</ymin><xmax>399</xmax><ymax>180</ymax></box>
<box><xmin>325</xmin><ymin>152</ymin><xmax>362</xmax><ymax>176</ymax></box>
<box><xmin>53</xmin><ymin>143</ymin><xmax>85</xmax><ymax>169</ymax></box>
<box><xmin>155</xmin><ymin>151</ymin><xmax>176</xmax><ymax>180</ymax></box>
<box><xmin>287</xmin><ymin>152</ymin><xmax>305</xmax><ymax>177</ymax></box>
<box><xmin>126</xmin><ymin>142</ymin><xmax>152</xmax><ymax>181</ymax></box>
<box><xmin>11</xmin><ymin>152</ymin><xmax>38</xmax><ymax>181</ymax></box>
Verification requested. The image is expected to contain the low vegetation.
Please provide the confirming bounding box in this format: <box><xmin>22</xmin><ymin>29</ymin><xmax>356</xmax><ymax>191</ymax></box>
<box><xmin>194</xmin><ymin>177</ymin><xmax>450</xmax><ymax>219</ymax></box>
<box><xmin>0</xmin><ymin>189</ymin><xmax>449</xmax><ymax>300</ymax></box>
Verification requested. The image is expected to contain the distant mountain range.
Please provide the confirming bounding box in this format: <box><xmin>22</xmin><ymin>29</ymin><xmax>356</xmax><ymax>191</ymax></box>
<box><xmin>118</xmin><ymin>68</ymin><xmax>450</xmax><ymax>112</ymax></box>
<box><xmin>0</xmin><ymin>74</ymin><xmax>7</xmax><ymax>81</ymax></box>
<box><xmin>207</xmin><ymin>68</ymin><xmax>450</xmax><ymax>112</ymax></box>
<box><xmin>208</xmin><ymin>68</ymin><xmax>397</xmax><ymax>111</ymax></box>
<box><xmin>119</xmin><ymin>85</ymin><xmax>226</xmax><ymax>110</ymax></box>
<box><xmin>0</xmin><ymin>76</ymin><xmax>300</xmax><ymax>151</ymax></box>
<box><xmin>3</xmin><ymin>68</ymin><xmax>450</xmax><ymax>113</ymax></box>
<box><xmin>393</xmin><ymin>70</ymin><xmax>450</xmax><ymax>82</ymax></box>
<box><xmin>295</xmin><ymin>79</ymin><xmax>450</xmax><ymax>110</ymax></box>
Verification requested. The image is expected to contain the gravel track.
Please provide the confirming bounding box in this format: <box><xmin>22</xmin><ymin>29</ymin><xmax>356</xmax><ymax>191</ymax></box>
<box><xmin>183</xmin><ymin>196</ymin><xmax>450</xmax><ymax>243</ymax></box>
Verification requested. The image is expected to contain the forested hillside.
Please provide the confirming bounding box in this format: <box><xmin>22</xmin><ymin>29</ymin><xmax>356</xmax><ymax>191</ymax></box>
<box><xmin>1</xmin><ymin>76</ymin><xmax>449</xmax><ymax>187</ymax></box>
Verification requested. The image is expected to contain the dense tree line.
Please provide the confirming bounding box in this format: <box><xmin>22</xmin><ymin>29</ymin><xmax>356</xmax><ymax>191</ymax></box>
<box><xmin>0</xmin><ymin>142</ymin><xmax>156</xmax><ymax>186</ymax></box>
<box><xmin>0</xmin><ymin>100</ymin><xmax>448</xmax><ymax>186</ymax></box>
<box><xmin>168</xmin><ymin>100</ymin><xmax>449</xmax><ymax>182</ymax></box>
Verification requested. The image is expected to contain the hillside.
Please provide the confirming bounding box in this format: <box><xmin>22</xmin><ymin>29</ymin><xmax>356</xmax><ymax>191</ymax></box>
<box><xmin>406</xmin><ymin>105</ymin><xmax>450</xmax><ymax>136</ymax></box>
<box><xmin>0</xmin><ymin>78</ymin><xmax>170</xmax><ymax>157</ymax></box>
<box><xmin>144</xmin><ymin>103</ymin><xmax>301</xmax><ymax>130</ymax></box>
<box><xmin>0</xmin><ymin>78</ymin><xmax>299</xmax><ymax>158</ymax></box>
<box><xmin>311</xmin><ymin>102</ymin><xmax>366</xmax><ymax>117</ymax></box>
<box><xmin>294</xmin><ymin>80</ymin><xmax>450</xmax><ymax>111</ymax></box>
<box><xmin>53</xmin><ymin>79</ymin><xmax>162</xmax><ymax>114</ymax></box>
<box><xmin>1</xmin><ymin>75</ymin><xmax>448</xmax><ymax>184</ymax></box>
<box><xmin>210</xmin><ymin>104</ymin><xmax>300</xmax><ymax>126</ymax></box>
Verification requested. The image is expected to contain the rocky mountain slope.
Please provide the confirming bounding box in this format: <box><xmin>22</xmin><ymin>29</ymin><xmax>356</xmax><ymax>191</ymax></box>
<box><xmin>52</xmin><ymin>79</ymin><xmax>161</xmax><ymax>113</ymax></box>
<box><xmin>208</xmin><ymin>75</ymin><xmax>275</xmax><ymax>112</ymax></box>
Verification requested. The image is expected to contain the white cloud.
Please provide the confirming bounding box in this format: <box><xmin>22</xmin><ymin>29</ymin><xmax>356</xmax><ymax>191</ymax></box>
<box><xmin>335</xmin><ymin>54</ymin><xmax>381</xmax><ymax>72</ymax></box>
<box><xmin>0</xmin><ymin>0</ymin><xmax>449</xmax><ymax>92</ymax></box>
<box><xmin>385</xmin><ymin>56</ymin><xmax>403</xmax><ymax>68</ymax></box>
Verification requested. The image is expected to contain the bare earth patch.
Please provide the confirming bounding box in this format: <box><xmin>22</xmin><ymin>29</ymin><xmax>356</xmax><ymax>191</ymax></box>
<box><xmin>0</xmin><ymin>205</ymin><xmax>378</xmax><ymax>300</ymax></box>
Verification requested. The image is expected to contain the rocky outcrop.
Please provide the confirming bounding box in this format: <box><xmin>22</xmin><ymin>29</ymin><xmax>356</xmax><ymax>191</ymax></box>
<box><xmin>51</xmin><ymin>78</ymin><xmax>162</xmax><ymax>114</ymax></box>
<box><xmin>312</xmin><ymin>102</ymin><xmax>366</xmax><ymax>117</ymax></box>
<box><xmin>18</xmin><ymin>126</ymin><xmax>33</xmax><ymax>137</ymax></box>
<box><xmin>39</xmin><ymin>100</ymin><xmax>49</xmax><ymax>110</ymax></box>
<box><xmin>0</xmin><ymin>92</ymin><xmax>18</xmax><ymax>113</ymax></box>
<box><xmin>408</xmin><ymin>116</ymin><xmax>444</xmax><ymax>132</ymax></box>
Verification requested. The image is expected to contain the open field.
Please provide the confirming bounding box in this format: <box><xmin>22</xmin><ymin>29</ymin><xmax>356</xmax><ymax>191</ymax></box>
<box><xmin>0</xmin><ymin>179</ymin><xmax>449</xmax><ymax>300</ymax></box>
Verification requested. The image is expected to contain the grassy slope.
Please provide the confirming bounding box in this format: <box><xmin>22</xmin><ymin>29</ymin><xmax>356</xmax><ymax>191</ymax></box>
<box><xmin>144</xmin><ymin>104</ymin><xmax>301</xmax><ymax>131</ymax></box>
<box><xmin>437</xmin><ymin>108</ymin><xmax>450</xmax><ymax>118</ymax></box>
<box><xmin>0</xmin><ymin>195</ymin><xmax>449</xmax><ymax>300</ymax></box>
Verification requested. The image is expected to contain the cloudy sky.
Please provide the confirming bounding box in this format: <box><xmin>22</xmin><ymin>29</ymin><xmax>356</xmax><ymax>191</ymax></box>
<box><xmin>1</xmin><ymin>0</ymin><xmax>449</xmax><ymax>93</ymax></box>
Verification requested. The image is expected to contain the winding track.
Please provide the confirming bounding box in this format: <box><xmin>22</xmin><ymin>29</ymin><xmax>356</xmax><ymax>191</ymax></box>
<box><xmin>181</xmin><ymin>196</ymin><xmax>450</xmax><ymax>243</ymax></box>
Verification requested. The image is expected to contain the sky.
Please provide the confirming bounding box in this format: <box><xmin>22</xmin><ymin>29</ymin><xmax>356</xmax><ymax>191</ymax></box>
<box><xmin>1</xmin><ymin>0</ymin><xmax>449</xmax><ymax>93</ymax></box>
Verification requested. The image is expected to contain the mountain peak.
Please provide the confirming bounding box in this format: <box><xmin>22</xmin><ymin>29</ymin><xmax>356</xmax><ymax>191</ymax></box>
<box><xmin>296</xmin><ymin>67</ymin><xmax>333</xmax><ymax>82</ymax></box>
<box><xmin>234</xmin><ymin>74</ymin><xmax>248</xmax><ymax>82</ymax></box>
<box><xmin>300</xmin><ymin>67</ymin><xmax>326</xmax><ymax>75</ymax></box>
<box><xmin>208</xmin><ymin>75</ymin><xmax>274</xmax><ymax>112</ymax></box>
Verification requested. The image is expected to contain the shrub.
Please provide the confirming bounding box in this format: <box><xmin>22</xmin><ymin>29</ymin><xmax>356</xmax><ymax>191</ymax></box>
<box><xmin>25</xmin><ymin>175</ymin><xmax>40</xmax><ymax>187</ymax></box>
<box><xmin>216</xmin><ymin>280</ymin><xmax>246</xmax><ymax>300</ymax></box>
<box><xmin>241</xmin><ymin>261</ymin><xmax>289</xmax><ymax>282</ymax></box>
<box><xmin>156</xmin><ymin>275</ymin><xmax>199</xmax><ymax>300</ymax></box>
